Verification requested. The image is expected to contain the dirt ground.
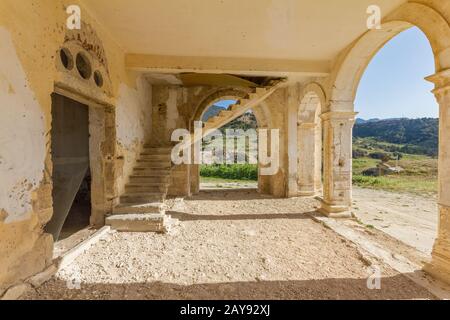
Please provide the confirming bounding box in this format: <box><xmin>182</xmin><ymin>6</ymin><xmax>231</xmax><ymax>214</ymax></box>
<box><xmin>351</xmin><ymin>187</ymin><xmax>437</xmax><ymax>255</ymax></box>
<box><xmin>24</xmin><ymin>189</ymin><xmax>436</xmax><ymax>300</ymax></box>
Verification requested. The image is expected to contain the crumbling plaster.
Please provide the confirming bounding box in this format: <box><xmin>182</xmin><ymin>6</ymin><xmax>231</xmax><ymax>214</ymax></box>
<box><xmin>0</xmin><ymin>0</ymin><xmax>153</xmax><ymax>293</ymax></box>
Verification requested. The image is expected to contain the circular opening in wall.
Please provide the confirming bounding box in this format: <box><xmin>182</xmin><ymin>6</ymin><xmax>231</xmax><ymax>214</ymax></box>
<box><xmin>75</xmin><ymin>52</ymin><xmax>92</xmax><ymax>80</ymax></box>
<box><xmin>93</xmin><ymin>70</ymin><xmax>103</xmax><ymax>88</ymax></box>
<box><xmin>59</xmin><ymin>48</ymin><xmax>73</xmax><ymax>70</ymax></box>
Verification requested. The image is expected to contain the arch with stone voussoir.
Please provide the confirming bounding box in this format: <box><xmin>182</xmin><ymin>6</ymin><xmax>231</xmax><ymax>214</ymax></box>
<box><xmin>297</xmin><ymin>82</ymin><xmax>326</xmax><ymax>196</ymax></box>
<box><xmin>322</xmin><ymin>2</ymin><xmax>450</xmax><ymax>284</ymax></box>
<box><xmin>189</xmin><ymin>88</ymin><xmax>271</xmax><ymax>195</ymax></box>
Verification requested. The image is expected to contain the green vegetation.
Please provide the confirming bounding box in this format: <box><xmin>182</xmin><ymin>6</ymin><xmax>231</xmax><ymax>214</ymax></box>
<box><xmin>354</xmin><ymin>118</ymin><xmax>438</xmax><ymax>156</ymax></box>
<box><xmin>200</xmin><ymin>164</ymin><xmax>258</xmax><ymax>181</ymax></box>
<box><xmin>352</xmin><ymin>136</ymin><xmax>438</xmax><ymax>195</ymax></box>
<box><xmin>200</xmin><ymin>111</ymin><xmax>439</xmax><ymax>195</ymax></box>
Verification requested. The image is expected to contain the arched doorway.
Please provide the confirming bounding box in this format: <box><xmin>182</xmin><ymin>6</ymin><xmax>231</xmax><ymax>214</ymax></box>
<box><xmin>189</xmin><ymin>89</ymin><xmax>271</xmax><ymax>195</ymax></box>
<box><xmin>297</xmin><ymin>83</ymin><xmax>325</xmax><ymax>196</ymax></box>
<box><xmin>322</xmin><ymin>2</ymin><xmax>450</xmax><ymax>283</ymax></box>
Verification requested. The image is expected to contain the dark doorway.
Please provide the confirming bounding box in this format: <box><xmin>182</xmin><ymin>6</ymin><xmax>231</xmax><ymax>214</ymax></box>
<box><xmin>46</xmin><ymin>93</ymin><xmax>90</xmax><ymax>241</ymax></box>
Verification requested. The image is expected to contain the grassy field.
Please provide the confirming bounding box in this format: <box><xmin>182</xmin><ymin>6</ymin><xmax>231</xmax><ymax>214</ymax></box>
<box><xmin>352</xmin><ymin>138</ymin><xmax>437</xmax><ymax>195</ymax></box>
<box><xmin>198</xmin><ymin>137</ymin><xmax>438</xmax><ymax>195</ymax></box>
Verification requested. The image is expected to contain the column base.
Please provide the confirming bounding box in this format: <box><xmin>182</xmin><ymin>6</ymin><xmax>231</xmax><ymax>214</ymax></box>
<box><xmin>318</xmin><ymin>198</ymin><xmax>352</xmax><ymax>218</ymax></box>
<box><xmin>424</xmin><ymin>245</ymin><xmax>450</xmax><ymax>285</ymax></box>
<box><xmin>424</xmin><ymin>204</ymin><xmax>450</xmax><ymax>284</ymax></box>
<box><xmin>298</xmin><ymin>191</ymin><xmax>317</xmax><ymax>197</ymax></box>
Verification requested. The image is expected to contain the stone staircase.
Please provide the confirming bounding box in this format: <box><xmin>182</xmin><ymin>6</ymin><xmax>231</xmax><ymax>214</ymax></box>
<box><xmin>196</xmin><ymin>78</ymin><xmax>286</xmax><ymax>142</ymax></box>
<box><xmin>106</xmin><ymin>78</ymin><xmax>286</xmax><ymax>233</ymax></box>
<box><xmin>106</xmin><ymin>146</ymin><xmax>176</xmax><ymax>233</ymax></box>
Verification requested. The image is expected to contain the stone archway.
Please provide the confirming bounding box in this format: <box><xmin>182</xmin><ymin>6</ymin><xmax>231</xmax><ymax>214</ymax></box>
<box><xmin>321</xmin><ymin>2</ymin><xmax>450</xmax><ymax>283</ymax></box>
<box><xmin>297</xmin><ymin>83</ymin><xmax>325</xmax><ymax>196</ymax></box>
<box><xmin>189</xmin><ymin>88</ymin><xmax>271</xmax><ymax>195</ymax></box>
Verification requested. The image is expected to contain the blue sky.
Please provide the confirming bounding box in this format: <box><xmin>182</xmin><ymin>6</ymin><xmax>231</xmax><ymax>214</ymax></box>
<box><xmin>215</xmin><ymin>100</ymin><xmax>236</xmax><ymax>108</ymax></box>
<box><xmin>355</xmin><ymin>27</ymin><xmax>438</xmax><ymax>119</ymax></box>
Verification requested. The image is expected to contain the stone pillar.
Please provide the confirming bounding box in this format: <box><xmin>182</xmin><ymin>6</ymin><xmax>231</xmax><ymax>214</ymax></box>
<box><xmin>319</xmin><ymin>110</ymin><xmax>357</xmax><ymax>218</ymax></box>
<box><xmin>285</xmin><ymin>86</ymin><xmax>298</xmax><ymax>197</ymax></box>
<box><xmin>298</xmin><ymin>122</ymin><xmax>322</xmax><ymax>196</ymax></box>
<box><xmin>424</xmin><ymin>70</ymin><xmax>450</xmax><ymax>284</ymax></box>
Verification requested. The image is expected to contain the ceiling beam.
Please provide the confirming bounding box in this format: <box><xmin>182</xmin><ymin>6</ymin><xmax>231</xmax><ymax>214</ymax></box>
<box><xmin>125</xmin><ymin>54</ymin><xmax>330</xmax><ymax>77</ymax></box>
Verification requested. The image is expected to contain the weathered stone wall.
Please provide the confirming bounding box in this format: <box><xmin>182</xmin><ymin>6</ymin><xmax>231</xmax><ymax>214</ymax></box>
<box><xmin>0</xmin><ymin>0</ymin><xmax>152</xmax><ymax>294</ymax></box>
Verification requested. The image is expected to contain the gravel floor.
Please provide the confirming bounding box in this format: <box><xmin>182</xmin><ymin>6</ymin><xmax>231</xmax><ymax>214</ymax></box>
<box><xmin>24</xmin><ymin>190</ymin><xmax>436</xmax><ymax>300</ymax></box>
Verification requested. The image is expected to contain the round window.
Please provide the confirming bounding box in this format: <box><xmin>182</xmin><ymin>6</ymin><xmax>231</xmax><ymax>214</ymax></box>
<box><xmin>59</xmin><ymin>48</ymin><xmax>73</xmax><ymax>70</ymax></box>
<box><xmin>94</xmin><ymin>70</ymin><xmax>103</xmax><ymax>88</ymax></box>
<box><xmin>75</xmin><ymin>53</ymin><xmax>92</xmax><ymax>80</ymax></box>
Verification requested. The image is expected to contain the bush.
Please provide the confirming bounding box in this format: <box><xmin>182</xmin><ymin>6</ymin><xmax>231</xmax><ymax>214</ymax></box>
<box><xmin>368</xmin><ymin>152</ymin><xmax>391</xmax><ymax>162</ymax></box>
<box><xmin>352</xmin><ymin>149</ymin><xmax>367</xmax><ymax>159</ymax></box>
<box><xmin>200</xmin><ymin>164</ymin><xmax>258</xmax><ymax>181</ymax></box>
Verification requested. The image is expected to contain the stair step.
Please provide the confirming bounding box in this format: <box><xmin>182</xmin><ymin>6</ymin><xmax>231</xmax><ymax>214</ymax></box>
<box><xmin>218</xmin><ymin>110</ymin><xmax>232</xmax><ymax>117</ymax></box>
<box><xmin>113</xmin><ymin>202</ymin><xmax>164</xmax><ymax>214</ymax></box>
<box><xmin>139</xmin><ymin>154</ymin><xmax>172</xmax><ymax>160</ymax></box>
<box><xmin>142</xmin><ymin>146</ymin><xmax>173</xmax><ymax>153</ymax></box>
<box><xmin>125</xmin><ymin>185</ymin><xmax>167</xmax><ymax>193</ymax></box>
<box><xmin>135</xmin><ymin>161</ymin><xmax>171</xmax><ymax>166</ymax></box>
<box><xmin>132</xmin><ymin>169</ymin><xmax>171</xmax><ymax>176</ymax></box>
<box><xmin>237</xmin><ymin>99</ymin><xmax>249</xmax><ymax>106</ymax></box>
<box><xmin>106</xmin><ymin>213</ymin><xmax>167</xmax><ymax>232</ymax></box>
<box><xmin>228</xmin><ymin>104</ymin><xmax>242</xmax><ymax>112</ymax></box>
<box><xmin>254</xmin><ymin>87</ymin><xmax>266</xmax><ymax>95</ymax></box>
<box><xmin>120</xmin><ymin>193</ymin><xmax>166</xmax><ymax>203</ymax></box>
<box><xmin>130</xmin><ymin>176</ymin><xmax>170</xmax><ymax>184</ymax></box>
<box><xmin>126</xmin><ymin>182</ymin><xmax>169</xmax><ymax>187</ymax></box>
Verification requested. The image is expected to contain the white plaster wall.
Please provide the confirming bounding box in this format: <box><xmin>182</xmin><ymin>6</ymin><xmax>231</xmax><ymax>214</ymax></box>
<box><xmin>116</xmin><ymin>76</ymin><xmax>152</xmax><ymax>147</ymax></box>
<box><xmin>115</xmin><ymin>76</ymin><xmax>152</xmax><ymax>195</ymax></box>
<box><xmin>0</xmin><ymin>28</ymin><xmax>46</xmax><ymax>223</ymax></box>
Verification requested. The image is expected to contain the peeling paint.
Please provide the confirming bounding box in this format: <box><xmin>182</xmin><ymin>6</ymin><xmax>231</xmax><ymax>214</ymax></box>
<box><xmin>0</xmin><ymin>27</ymin><xmax>46</xmax><ymax>223</ymax></box>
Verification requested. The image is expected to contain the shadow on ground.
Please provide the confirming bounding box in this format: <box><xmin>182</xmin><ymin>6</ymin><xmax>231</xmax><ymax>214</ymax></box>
<box><xmin>27</xmin><ymin>272</ymin><xmax>436</xmax><ymax>300</ymax></box>
<box><xmin>167</xmin><ymin>211</ymin><xmax>317</xmax><ymax>221</ymax></box>
<box><xmin>186</xmin><ymin>189</ymin><xmax>279</xmax><ymax>201</ymax></box>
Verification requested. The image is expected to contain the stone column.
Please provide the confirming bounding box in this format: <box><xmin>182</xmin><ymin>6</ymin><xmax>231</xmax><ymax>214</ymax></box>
<box><xmin>298</xmin><ymin>122</ymin><xmax>322</xmax><ymax>196</ymax></box>
<box><xmin>424</xmin><ymin>70</ymin><xmax>450</xmax><ymax>284</ymax></box>
<box><xmin>319</xmin><ymin>110</ymin><xmax>357</xmax><ymax>218</ymax></box>
<box><xmin>285</xmin><ymin>86</ymin><xmax>299</xmax><ymax>197</ymax></box>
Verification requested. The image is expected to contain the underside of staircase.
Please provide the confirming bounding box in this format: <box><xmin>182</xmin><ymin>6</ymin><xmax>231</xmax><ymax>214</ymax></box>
<box><xmin>106</xmin><ymin>78</ymin><xmax>286</xmax><ymax>233</ymax></box>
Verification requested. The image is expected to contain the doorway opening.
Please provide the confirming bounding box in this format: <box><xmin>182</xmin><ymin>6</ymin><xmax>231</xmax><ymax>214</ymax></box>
<box><xmin>352</xmin><ymin>26</ymin><xmax>438</xmax><ymax>255</ymax></box>
<box><xmin>199</xmin><ymin>99</ymin><xmax>259</xmax><ymax>190</ymax></box>
<box><xmin>45</xmin><ymin>93</ymin><xmax>91</xmax><ymax>241</ymax></box>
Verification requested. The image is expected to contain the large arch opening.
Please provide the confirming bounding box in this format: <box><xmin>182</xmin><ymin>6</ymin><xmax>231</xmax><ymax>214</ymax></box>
<box><xmin>351</xmin><ymin>26</ymin><xmax>438</xmax><ymax>255</ymax></box>
<box><xmin>324</xmin><ymin>2</ymin><xmax>450</xmax><ymax>282</ymax></box>
<box><xmin>197</xmin><ymin>98</ymin><xmax>260</xmax><ymax>191</ymax></box>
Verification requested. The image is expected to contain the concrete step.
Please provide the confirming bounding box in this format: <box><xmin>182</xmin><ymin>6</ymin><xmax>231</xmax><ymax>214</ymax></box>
<box><xmin>106</xmin><ymin>213</ymin><xmax>167</xmax><ymax>233</ymax></box>
<box><xmin>131</xmin><ymin>169</ymin><xmax>170</xmax><ymax>177</ymax></box>
<box><xmin>136</xmin><ymin>159</ymin><xmax>172</xmax><ymax>169</ymax></box>
<box><xmin>113</xmin><ymin>202</ymin><xmax>164</xmax><ymax>214</ymax></box>
<box><xmin>129</xmin><ymin>176</ymin><xmax>170</xmax><ymax>184</ymax></box>
<box><xmin>142</xmin><ymin>146</ymin><xmax>173</xmax><ymax>153</ymax></box>
<box><xmin>125</xmin><ymin>184</ymin><xmax>168</xmax><ymax>193</ymax></box>
<box><xmin>120</xmin><ymin>192</ymin><xmax>166</xmax><ymax>203</ymax></box>
<box><xmin>139</xmin><ymin>154</ymin><xmax>172</xmax><ymax>160</ymax></box>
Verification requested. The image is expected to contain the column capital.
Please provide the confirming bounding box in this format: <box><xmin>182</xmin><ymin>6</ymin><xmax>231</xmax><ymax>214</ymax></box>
<box><xmin>320</xmin><ymin>111</ymin><xmax>358</xmax><ymax>122</ymax></box>
<box><xmin>297</xmin><ymin>122</ymin><xmax>316</xmax><ymax>129</ymax></box>
<box><xmin>327</xmin><ymin>100</ymin><xmax>354</xmax><ymax>112</ymax></box>
<box><xmin>426</xmin><ymin>69</ymin><xmax>450</xmax><ymax>97</ymax></box>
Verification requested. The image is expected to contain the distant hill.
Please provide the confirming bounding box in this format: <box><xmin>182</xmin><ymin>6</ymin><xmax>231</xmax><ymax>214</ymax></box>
<box><xmin>353</xmin><ymin>118</ymin><xmax>438</xmax><ymax>156</ymax></box>
<box><xmin>202</xmin><ymin>105</ymin><xmax>224</xmax><ymax>122</ymax></box>
<box><xmin>202</xmin><ymin>105</ymin><xmax>258</xmax><ymax>131</ymax></box>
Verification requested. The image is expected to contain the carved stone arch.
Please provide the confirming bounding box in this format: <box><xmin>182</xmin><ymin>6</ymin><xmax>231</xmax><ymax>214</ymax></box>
<box><xmin>328</xmin><ymin>2</ymin><xmax>450</xmax><ymax>111</ymax></box>
<box><xmin>191</xmin><ymin>88</ymin><xmax>250</xmax><ymax>125</ymax></box>
<box><xmin>298</xmin><ymin>82</ymin><xmax>326</xmax><ymax>123</ymax></box>
<box><xmin>55</xmin><ymin>21</ymin><xmax>113</xmax><ymax>100</ymax></box>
